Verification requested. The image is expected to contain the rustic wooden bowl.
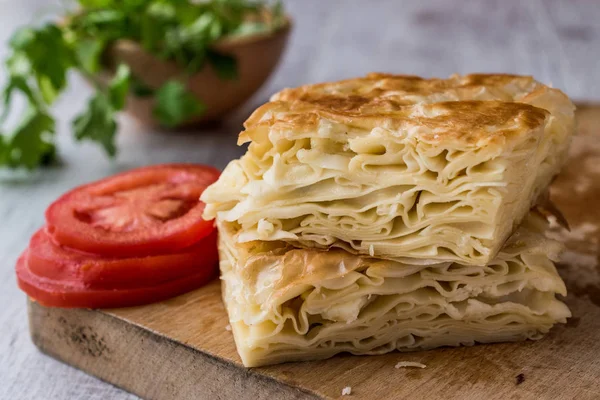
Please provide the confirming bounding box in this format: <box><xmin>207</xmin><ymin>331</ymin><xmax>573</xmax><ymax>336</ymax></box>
<box><xmin>103</xmin><ymin>17</ymin><xmax>291</xmax><ymax>127</ymax></box>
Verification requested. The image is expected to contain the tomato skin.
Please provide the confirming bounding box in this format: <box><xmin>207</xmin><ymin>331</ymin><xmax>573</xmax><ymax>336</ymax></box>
<box><xmin>27</xmin><ymin>228</ymin><xmax>218</xmax><ymax>289</ymax></box>
<box><xmin>16</xmin><ymin>163</ymin><xmax>222</xmax><ymax>309</ymax></box>
<box><xmin>45</xmin><ymin>164</ymin><xmax>220</xmax><ymax>258</ymax></box>
<box><xmin>16</xmin><ymin>252</ymin><xmax>218</xmax><ymax>309</ymax></box>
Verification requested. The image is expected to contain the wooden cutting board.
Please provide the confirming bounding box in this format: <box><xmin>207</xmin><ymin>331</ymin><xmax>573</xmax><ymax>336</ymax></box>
<box><xmin>28</xmin><ymin>105</ymin><xmax>600</xmax><ymax>400</ymax></box>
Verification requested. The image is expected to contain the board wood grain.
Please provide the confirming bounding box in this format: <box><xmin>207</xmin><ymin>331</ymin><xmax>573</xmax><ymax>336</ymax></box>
<box><xmin>28</xmin><ymin>105</ymin><xmax>600</xmax><ymax>400</ymax></box>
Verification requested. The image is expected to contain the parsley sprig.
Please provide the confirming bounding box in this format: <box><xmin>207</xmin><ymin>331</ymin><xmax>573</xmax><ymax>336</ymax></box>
<box><xmin>0</xmin><ymin>0</ymin><xmax>284</xmax><ymax>170</ymax></box>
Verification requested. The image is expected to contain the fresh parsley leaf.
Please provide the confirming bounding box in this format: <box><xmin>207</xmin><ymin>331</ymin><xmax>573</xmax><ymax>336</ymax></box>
<box><xmin>108</xmin><ymin>64</ymin><xmax>131</xmax><ymax>110</ymax></box>
<box><xmin>2</xmin><ymin>76</ymin><xmax>40</xmax><ymax>122</ymax></box>
<box><xmin>80</xmin><ymin>10</ymin><xmax>126</xmax><ymax>26</ymax></box>
<box><xmin>72</xmin><ymin>64</ymin><xmax>131</xmax><ymax>157</ymax></box>
<box><xmin>77</xmin><ymin>0</ymin><xmax>115</xmax><ymax>8</ymax></box>
<box><xmin>9</xmin><ymin>27</ymin><xmax>35</xmax><ymax>51</ymax></box>
<box><xmin>140</xmin><ymin>4</ymin><xmax>176</xmax><ymax>53</ymax></box>
<box><xmin>0</xmin><ymin>135</ymin><xmax>6</xmax><ymax>163</ymax></box>
<box><xmin>0</xmin><ymin>107</ymin><xmax>56</xmax><ymax>169</ymax></box>
<box><xmin>147</xmin><ymin>2</ymin><xmax>176</xmax><ymax>21</ymax></box>
<box><xmin>1</xmin><ymin>23</ymin><xmax>71</xmax><ymax>169</ymax></box>
<box><xmin>130</xmin><ymin>75</ymin><xmax>154</xmax><ymax>97</ymax></box>
<box><xmin>272</xmin><ymin>0</ymin><xmax>284</xmax><ymax>28</ymax></box>
<box><xmin>153</xmin><ymin>80</ymin><xmax>206</xmax><ymax>127</ymax></box>
<box><xmin>188</xmin><ymin>13</ymin><xmax>221</xmax><ymax>43</ymax></box>
<box><xmin>232</xmin><ymin>21</ymin><xmax>270</xmax><ymax>36</ymax></box>
<box><xmin>75</xmin><ymin>38</ymin><xmax>105</xmax><ymax>74</ymax></box>
<box><xmin>72</xmin><ymin>93</ymin><xmax>118</xmax><ymax>157</ymax></box>
<box><xmin>1</xmin><ymin>0</ymin><xmax>284</xmax><ymax>170</ymax></box>
<box><xmin>5</xmin><ymin>50</ymin><xmax>31</xmax><ymax>77</ymax></box>
<box><xmin>73</xmin><ymin>9</ymin><xmax>129</xmax><ymax>43</ymax></box>
<box><xmin>9</xmin><ymin>24</ymin><xmax>74</xmax><ymax>105</ymax></box>
<box><xmin>207</xmin><ymin>50</ymin><xmax>238</xmax><ymax>80</ymax></box>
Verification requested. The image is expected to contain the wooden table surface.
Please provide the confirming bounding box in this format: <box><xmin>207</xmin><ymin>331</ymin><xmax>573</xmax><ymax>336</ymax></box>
<box><xmin>1</xmin><ymin>1</ymin><xmax>599</xmax><ymax>399</ymax></box>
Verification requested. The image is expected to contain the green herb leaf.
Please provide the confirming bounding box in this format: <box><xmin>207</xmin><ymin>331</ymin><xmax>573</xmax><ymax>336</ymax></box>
<box><xmin>75</xmin><ymin>9</ymin><xmax>128</xmax><ymax>42</ymax></box>
<box><xmin>9</xmin><ymin>25</ymin><xmax>74</xmax><ymax>105</ymax></box>
<box><xmin>153</xmin><ymin>80</ymin><xmax>206</xmax><ymax>127</ymax></box>
<box><xmin>75</xmin><ymin>38</ymin><xmax>105</xmax><ymax>74</ymax></box>
<box><xmin>207</xmin><ymin>50</ymin><xmax>238</xmax><ymax>80</ymax></box>
<box><xmin>0</xmin><ymin>107</ymin><xmax>56</xmax><ymax>169</ymax></box>
<box><xmin>1</xmin><ymin>0</ymin><xmax>284</xmax><ymax>169</ymax></box>
<box><xmin>272</xmin><ymin>0</ymin><xmax>284</xmax><ymax>28</ymax></box>
<box><xmin>1</xmin><ymin>23</ymin><xmax>72</xmax><ymax>169</ymax></box>
<box><xmin>108</xmin><ymin>64</ymin><xmax>131</xmax><ymax>110</ymax></box>
<box><xmin>0</xmin><ymin>136</ymin><xmax>6</xmax><ymax>164</ymax></box>
<box><xmin>130</xmin><ymin>75</ymin><xmax>154</xmax><ymax>97</ymax></box>
<box><xmin>6</xmin><ymin>51</ymin><xmax>32</xmax><ymax>77</ymax></box>
<box><xmin>72</xmin><ymin>93</ymin><xmax>118</xmax><ymax>157</ymax></box>
<box><xmin>72</xmin><ymin>65</ymin><xmax>131</xmax><ymax>157</ymax></box>
<box><xmin>147</xmin><ymin>2</ymin><xmax>176</xmax><ymax>21</ymax></box>
<box><xmin>3</xmin><ymin>53</ymin><xmax>42</xmax><ymax>118</ymax></box>
<box><xmin>81</xmin><ymin>10</ymin><xmax>125</xmax><ymax>26</ymax></box>
<box><xmin>232</xmin><ymin>21</ymin><xmax>270</xmax><ymax>36</ymax></box>
<box><xmin>77</xmin><ymin>0</ymin><xmax>115</xmax><ymax>8</ymax></box>
<box><xmin>187</xmin><ymin>13</ymin><xmax>219</xmax><ymax>42</ymax></box>
<box><xmin>2</xmin><ymin>76</ymin><xmax>40</xmax><ymax>122</ymax></box>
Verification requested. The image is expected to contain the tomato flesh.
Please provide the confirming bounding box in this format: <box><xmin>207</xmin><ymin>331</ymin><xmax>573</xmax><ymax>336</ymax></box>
<box><xmin>27</xmin><ymin>228</ymin><xmax>218</xmax><ymax>289</ymax></box>
<box><xmin>46</xmin><ymin>164</ymin><xmax>220</xmax><ymax>257</ymax></box>
<box><xmin>16</xmin><ymin>163</ymin><xmax>222</xmax><ymax>309</ymax></box>
<box><xmin>17</xmin><ymin>252</ymin><xmax>218</xmax><ymax>309</ymax></box>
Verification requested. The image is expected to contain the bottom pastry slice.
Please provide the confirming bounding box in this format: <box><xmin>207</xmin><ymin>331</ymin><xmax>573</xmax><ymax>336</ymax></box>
<box><xmin>218</xmin><ymin>213</ymin><xmax>571</xmax><ymax>367</ymax></box>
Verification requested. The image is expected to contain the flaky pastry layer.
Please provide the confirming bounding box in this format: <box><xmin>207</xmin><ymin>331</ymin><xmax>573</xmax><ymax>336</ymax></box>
<box><xmin>219</xmin><ymin>214</ymin><xmax>570</xmax><ymax>367</ymax></box>
<box><xmin>203</xmin><ymin>74</ymin><xmax>575</xmax><ymax>265</ymax></box>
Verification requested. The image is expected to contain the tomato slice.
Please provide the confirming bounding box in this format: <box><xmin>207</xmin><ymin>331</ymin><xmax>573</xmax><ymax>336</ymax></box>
<box><xmin>45</xmin><ymin>164</ymin><xmax>220</xmax><ymax>257</ymax></box>
<box><xmin>27</xmin><ymin>228</ymin><xmax>218</xmax><ymax>289</ymax></box>
<box><xmin>16</xmin><ymin>252</ymin><xmax>218</xmax><ymax>309</ymax></box>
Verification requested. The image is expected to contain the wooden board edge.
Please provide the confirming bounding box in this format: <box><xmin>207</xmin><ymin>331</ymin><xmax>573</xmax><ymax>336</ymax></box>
<box><xmin>27</xmin><ymin>300</ymin><xmax>321</xmax><ymax>400</ymax></box>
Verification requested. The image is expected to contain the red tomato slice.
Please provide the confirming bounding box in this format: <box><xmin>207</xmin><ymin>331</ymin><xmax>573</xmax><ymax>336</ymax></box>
<box><xmin>45</xmin><ymin>164</ymin><xmax>220</xmax><ymax>257</ymax></box>
<box><xmin>27</xmin><ymin>228</ymin><xmax>218</xmax><ymax>289</ymax></box>
<box><xmin>16</xmin><ymin>252</ymin><xmax>218</xmax><ymax>309</ymax></box>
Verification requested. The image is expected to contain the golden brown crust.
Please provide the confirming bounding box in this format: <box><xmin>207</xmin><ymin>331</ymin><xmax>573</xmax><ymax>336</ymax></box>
<box><xmin>271</xmin><ymin>73</ymin><xmax>538</xmax><ymax>101</ymax></box>
<box><xmin>241</xmin><ymin>73</ymin><xmax>561</xmax><ymax>148</ymax></box>
<box><xmin>414</xmin><ymin>101</ymin><xmax>548</xmax><ymax>145</ymax></box>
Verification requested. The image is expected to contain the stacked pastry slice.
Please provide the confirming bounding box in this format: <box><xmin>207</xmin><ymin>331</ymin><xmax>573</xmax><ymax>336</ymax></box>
<box><xmin>202</xmin><ymin>74</ymin><xmax>575</xmax><ymax>367</ymax></box>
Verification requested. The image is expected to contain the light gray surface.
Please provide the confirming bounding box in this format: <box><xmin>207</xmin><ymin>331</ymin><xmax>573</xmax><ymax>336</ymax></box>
<box><xmin>1</xmin><ymin>1</ymin><xmax>598</xmax><ymax>399</ymax></box>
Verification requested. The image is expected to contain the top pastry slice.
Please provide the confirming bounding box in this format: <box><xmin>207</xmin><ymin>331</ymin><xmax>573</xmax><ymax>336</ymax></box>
<box><xmin>202</xmin><ymin>74</ymin><xmax>575</xmax><ymax>266</ymax></box>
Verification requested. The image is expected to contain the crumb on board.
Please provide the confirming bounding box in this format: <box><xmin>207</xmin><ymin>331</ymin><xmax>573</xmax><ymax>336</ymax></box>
<box><xmin>395</xmin><ymin>361</ymin><xmax>426</xmax><ymax>369</ymax></box>
<box><xmin>342</xmin><ymin>386</ymin><xmax>352</xmax><ymax>396</ymax></box>
<box><xmin>225</xmin><ymin>324</ymin><xmax>232</xmax><ymax>331</ymax></box>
